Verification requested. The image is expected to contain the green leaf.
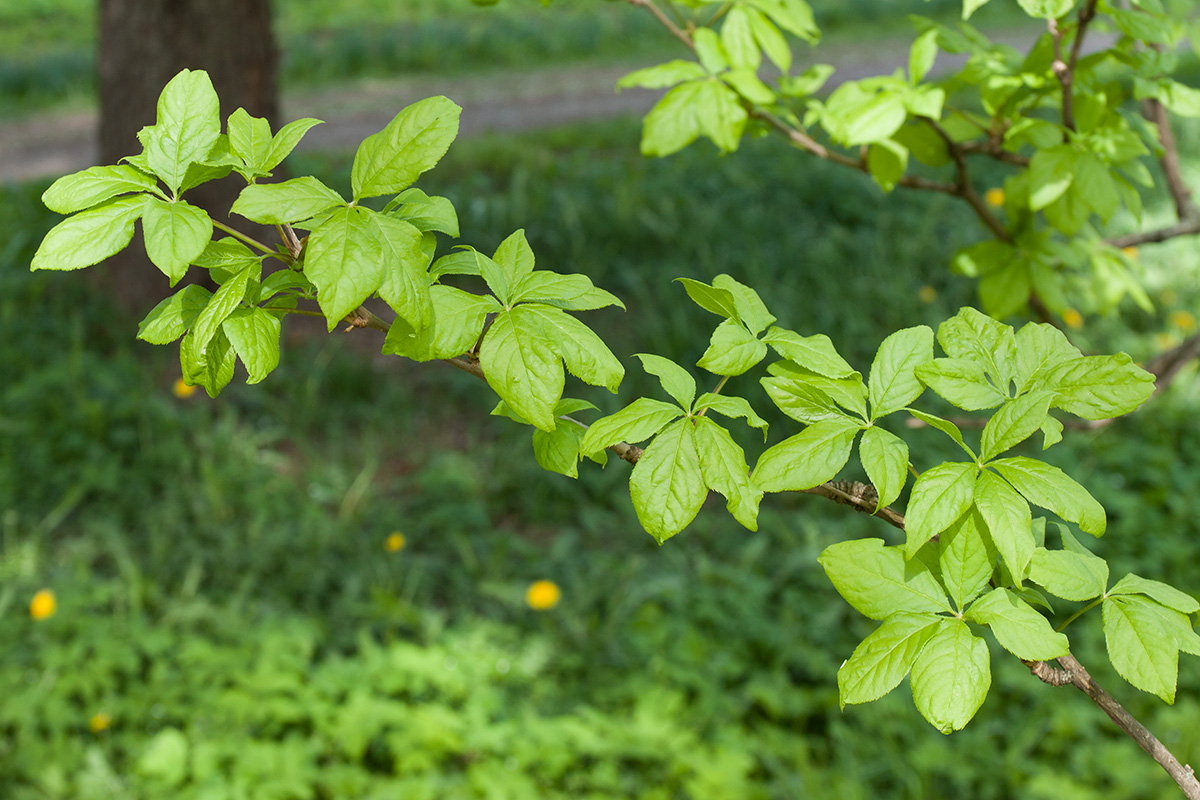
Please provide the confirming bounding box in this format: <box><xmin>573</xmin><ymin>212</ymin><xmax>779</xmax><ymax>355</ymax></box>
<box><xmin>753</xmin><ymin>416</ymin><xmax>860</xmax><ymax>492</ymax></box>
<box><xmin>1017</xmin><ymin>0</ymin><xmax>1073</xmax><ymax>18</ymax></box>
<box><xmin>388</xmin><ymin>187</ymin><xmax>460</xmax><ymax>237</ymax></box>
<box><xmin>823</xmin><ymin>82</ymin><xmax>908</xmax><ymax>146</ymax></box>
<box><xmin>909</xmin><ymin>28</ymin><xmax>940</xmax><ymax>83</ymax></box>
<box><xmin>189</xmin><ymin>266</ymin><xmax>253</xmax><ymax>353</ymax></box>
<box><xmin>910</xmin><ymin>619</ymin><xmax>991</xmax><ymax>733</ymax></box>
<box><xmin>480</xmin><ymin>307</ymin><xmax>564</xmax><ymax>432</ymax></box>
<box><xmin>640</xmin><ymin>79</ymin><xmax>748</xmax><ymax>156</ymax></box>
<box><xmin>763</xmin><ymin>327</ymin><xmax>856</xmax><ymax>378</ymax></box>
<box><xmin>746</xmin><ymin>7</ymin><xmax>791</xmax><ymax>73</ymax></box>
<box><xmin>859</xmin><ymin>425</ymin><xmax>909</xmax><ymax>511</ymax></box>
<box><xmin>905</xmin><ymin>462</ymin><xmax>977</xmax><ymax>556</ymax></box>
<box><xmin>31</xmin><ymin>195</ymin><xmax>145</xmax><ymax>272</ymax></box>
<box><xmin>979</xmin><ymin>262</ymin><xmax>1032</xmax><ymax>319</ymax></box>
<box><xmin>530</xmin><ymin>414</ymin><xmax>590</xmax><ymax>478</ymax></box>
<box><xmin>838</xmin><ymin>613</ymin><xmax>942</xmax><ymax>707</ymax></box>
<box><xmin>493</xmin><ymin>228</ymin><xmax>537</xmax><ymax>285</ymax></box>
<box><xmin>762</xmin><ymin>376</ymin><xmax>848</xmax><ymax>424</ymax></box>
<box><xmin>578</xmin><ymin>397</ymin><xmax>683</xmax><ymax>457</ymax></box>
<box><xmin>819</xmin><ymin>539</ymin><xmax>951</xmax><ymax>620</ymax></box>
<box><xmin>1029</xmin><ymin>546</ymin><xmax>1108</xmax><ymax>601</ymax></box>
<box><xmin>137</xmin><ymin>284</ymin><xmax>212</xmax><ymax>345</ymax></box>
<box><xmin>1013</xmin><ymin>321</ymin><xmax>1082</xmax><ymax>393</ymax></box>
<box><xmin>916</xmin><ymin>358</ymin><xmax>1007</xmax><ymax>411</ymax></box>
<box><xmin>304</xmin><ymin>206</ymin><xmax>383</xmax><ymax>330</ymax></box>
<box><xmin>636</xmin><ymin>354</ymin><xmax>696</xmax><ymax>410</ymax></box>
<box><xmin>351</xmin><ymin>96</ymin><xmax>461</xmax><ymax>200</ymax></box>
<box><xmin>869</xmin><ymin>325</ymin><xmax>933</xmax><ymax>418</ymax></box>
<box><xmin>617</xmin><ymin>60</ymin><xmax>708</xmax><ymax>90</ymax></box>
<box><xmin>693</xmin><ymin>394</ymin><xmax>769</xmax><ymax>437</ymax></box>
<box><xmin>698</xmin><ymin>319</ymin><xmax>768</xmax><ymax>376</ymax></box>
<box><xmin>1029</xmin><ymin>145</ymin><xmax>1078</xmax><ymax>211</ymax></box>
<box><xmin>372</xmin><ymin>213</ymin><xmax>433</xmax><ymax>332</ymax></box>
<box><xmin>222</xmin><ymin>306</ymin><xmax>282</xmax><ymax>384</ymax></box>
<box><xmin>511</xmin><ymin>272</ymin><xmax>623</xmax><ymax>310</ymax></box>
<box><xmin>694</xmin><ymin>417</ymin><xmax>762</xmax><ymax>530</ymax></box>
<box><xmin>143</xmin><ymin>69</ymin><xmax>221</xmax><ymax>194</ymax></box>
<box><xmin>768</xmin><ymin>361</ymin><xmax>868</xmax><ymax>419</ymax></box>
<box><xmin>906</xmin><ymin>409</ymin><xmax>975</xmax><ymax>459</ymax></box>
<box><xmin>629</xmin><ymin>419</ymin><xmax>707</xmax><ymax>543</ymax></box>
<box><xmin>231</xmin><ymin>177</ymin><xmax>345</xmax><ymax>225</ymax></box>
<box><xmin>524</xmin><ymin>305</ymin><xmax>624</xmax><ymax>393</ymax></box>
<box><xmin>866</xmin><ymin>138</ymin><xmax>908</xmax><ymax>192</ymax></box>
<box><xmin>42</xmin><ymin>164</ymin><xmax>159</xmax><ymax>214</ymax></box>
<box><xmin>966</xmin><ymin>588</ymin><xmax>1069</xmax><ymax>660</ymax></box>
<box><xmin>137</xmin><ymin>727</ymin><xmax>189</xmax><ymax>787</ymax></box>
<box><xmin>676</xmin><ymin>277</ymin><xmax>741</xmax><ymax>320</ymax></box>
<box><xmin>939</xmin><ymin>509</ymin><xmax>994</xmax><ymax>610</ymax></box>
<box><xmin>693</xmin><ymin>28</ymin><xmax>729</xmax><ymax>74</ymax></box>
<box><xmin>141</xmin><ymin>197</ymin><xmax>213</xmax><ymax>285</ymax></box>
<box><xmin>1040</xmin><ymin>415</ymin><xmax>1064</xmax><ymax>450</ymax></box>
<box><xmin>712</xmin><ymin>274</ymin><xmax>776</xmax><ymax>334</ymax></box>
<box><xmin>383</xmin><ymin>286</ymin><xmax>495</xmax><ymax>361</ymax></box>
<box><xmin>263</xmin><ymin>117</ymin><xmax>323</xmax><ymax>173</ymax></box>
<box><xmin>744</xmin><ymin>0</ymin><xmax>819</xmax><ymax>41</ymax></box>
<box><xmin>981</xmin><ymin>391</ymin><xmax>1054</xmax><ymax>461</ymax></box>
<box><xmin>1109</xmin><ymin>574</ymin><xmax>1200</xmax><ymax>614</ymax></box>
<box><xmin>721</xmin><ymin>6</ymin><xmax>761</xmax><ymax>71</ymax></box>
<box><xmin>181</xmin><ymin>329</ymin><xmax>237</xmax><ymax>398</ymax></box>
<box><xmin>227</xmin><ymin>108</ymin><xmax>273</xmax><ymax>172</ymax></box>
<box><xmin>937</xmin><ymin>307</ymin><xmax>1017</xmax><ymax>387</ymax></box>
<box><xmin>991</xmin><ymin>456</ymin><xmax>1106</xmax><ymax>536</ymax></box>
<box><xmin>974</xmin><ymin>470</ymin><xmax>1035</xmax><ymax>582</ymax></box>
<box><xmin>1041</xmin><ymin>355</ymin><xmax>1155</xmax><ymax>420</ymax></box>
<box><xmin>1104</xmin><ymin>595</ymin><xmax>1179</xmax><ymax>702</ymax></box>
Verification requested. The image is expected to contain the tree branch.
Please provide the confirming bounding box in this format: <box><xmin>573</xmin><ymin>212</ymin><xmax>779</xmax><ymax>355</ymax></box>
<box><xmin>1050</xmin><ymin>0</ymin><xmax>1099</xmax><ymax>134</ymax></box>
<box><xmin>626</xmin><ymin>0</ymin><xmax>695</xmax><ymax>51</ymax></box>
<box><xmin>1142</xmin><ymin>97</ymin><xmax>1198</xmax><ymax>222</ymax></box>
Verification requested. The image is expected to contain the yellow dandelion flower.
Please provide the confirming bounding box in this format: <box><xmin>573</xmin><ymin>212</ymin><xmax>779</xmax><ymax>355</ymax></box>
<box><xmin>1168</xmin><ymin>310</ymin><xmax>1197</xmax><ymax>332</ymax></box>
<box><xmin>89</xmin><ymin>713</ymin><xmax>112</xmax><ymax>733</ymax></box>
<box><xmin>1155</xmin><ymin>332</ymin><xmax>1176</xmax><ymax>350</ymax></box>
<box><xmin>1121</xmin><ymin>246</ymin><xmax>1139</xmax><ymax>260</ymax></box>
<box><xmin>29</xmin><ymin>589</ymin><xmax>56</xmax><ymax>620</ymax></box>
<box><xmin>525</xmin><ymin>580</ymin><xmax>561</xmax><ymax>611</ymax></box>
<box><xmin>1062</xmin><ymin>308</ymin><xmax>1084</xmax><ymax>330</ymax></box>
<box><xmin>917</xmin><ymin>285</ymin><xmax>937</xmax><ymax>304</ymax></box>
<box><xmin>384</xmin><ymin>532</ymin><xmax>406</xmax><ymax>552</ymax></box>
<box><xmin>172</xmin><ymin>378</ymin><xmax>197</xmax><ymax>399</ymax></box>
<box><xmin>984</xmin><ymin>187</ymin><xmax>1005</xmax><ymax>208</ymax></box>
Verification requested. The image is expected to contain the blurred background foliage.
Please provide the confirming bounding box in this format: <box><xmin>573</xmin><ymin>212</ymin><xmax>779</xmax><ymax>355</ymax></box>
<box><xmin>3</xmin><ymin>0</ymin><xmax>1200</xmax><ymax>798</ymax></box>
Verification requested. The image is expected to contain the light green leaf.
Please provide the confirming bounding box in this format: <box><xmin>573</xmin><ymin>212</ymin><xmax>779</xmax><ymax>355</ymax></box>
<box><xmin>819</xmin><ymin>539</ymin><xmax>951</xmax><ymax>620</ymax></box>
<box><xmin>744</xmin><ymin>0</ymin><xmax>818</xmax><ymax>41</ymax></box>
<box><xmin>694</xmin><ymin>417</ymin><xmax>762</xmax><ymax>530</ymax></box>
<box><xmin>712</xmin><ymin>274</ymin><xmax>776</xmax><ymax>334</ymax></box>
<box><xmin>372</xmin><ymin>213</ymin><xmax>433</xmax><ymax>333</ymax></box>
<box><xmin>222</xmin><ymin>306</ymin><xmax>282</xmax><ymax>384</ymax></box>
<box><xmin>910</xmin><ymin>619</ymin><xmax>991</xmax><ymax>733</ymax></box>
<box><xmin>227</xmin><ymin>108</ymin><xmax>273</xmax><ymax>171</ymax></box>
<box><xmin>137</xmin><ymin>727</ymin><xmax>189</xmax><ymax>787</ymax></box>
<box><xmin>305</xmin><ymin>206</ymin><xmax>383</xmax><ymax>330</ymax></box>
<box><xmin>724</xmin><ymin>69</ymin><xmax>775</xmax><ymax>105</ymax></box>
<box><xmin>1040</xmin><ymin>414</ymin><xmax>1064</xmax><ymax>450</ymax></box>
<box><xmin>762</xmin><ymin>376</ymin><xmax>848</xmax><ymax>424</ymax></box>
<box><xmin>676</xmin><ymin>277</ymin><xmax>741</xmax><ymax>320</ymax></box>
<box><xmin>905</xmin><ymin>462</ymin><xmax>977</xmax><ymax>556</ymax></box>
<box><xmin>512</xmin><ymin>272</ymin><xmax>623</xmax><ymax>310</ymax></box>
<box><xmin>859</xmin><ymin>425</ymin><xmax>909</xmax><ymax>511</ymax></box>
<box><xmin>640</xmin><ymin>79</ymin><xmax>747</xmax><ymax>156</ymax></box>
<box><xmin>31</xmin><ymin>195</ymin><xmax>145</xmax><ymax>272</ymax></box>
<box><xmin>909</xmin><ymin>28</ymin><xmax>940</xmax><ymax>83</ymax></box>
<box><xmin>42</xmin><ymin>164</ymin><xmax>159</xmax><ymax>214</ymax></box>
<box><xmin>617</xmin><ymin>60</ymin><xmax>708</xmax><ymax>90</ymax></box>
<box><xmin>746</xmin><ymin>7</ymin><xmax>791</xmax><ymax>72</ymax></box>
<box><xmin>1109</xmin><ymin>574</ymin><xmax>1200</xmax><ymax>614</ymax></box>
<box><xmin>693</xmin><ymin>393</ymin><xmax>769</xmax><ymax>436</ymax></box>
<box><xmin>916</xmin><ymin>358</ymin><xmax>1007</xmax><ymax>411</ymax></box>
<box><xmin>480</xmin><ymin>307</ymin><xmax>565</xmax><ymax>432</ymax></box>
<box><xmin>763</xmin><ymin>327</ymin><xmax>856</xmax><ymax>378</ymax></box>
<box><xmin>141</xmin><ymin>197</ymin><xmax>213</xmax><ymax>285</ymax></box>
<box><xmin>531</xmin><ymin>417</ymin><xmax>589</xmax><ymax>478</ymax></box>
<box><xmin>698</xmin><ymin>319</ymin><xmax>768</xmax><ymax>376</ymax></box>
<box><xmin>974</xmin><ymin>470</ymin><xmax>1035</xmax><ymax>582</ymax></box>
<box><xmin>137</xmin><ymin>284</ymin><xmax>212</xmax><ymax>345</ymax></box>
<box><xmin>1013</xmin><ymin>321</ymin><xmax>1082</xmax><ymax>393</ymax></box>
<box><xmin>822</xmin><ymin>82</ymin><xmax>908</xmax><ymax>146</ymax></box>
<box><xmin>630</xmin><ymin>419</ymin><xmax>707</xmax><ymax>543</ymax></box>
<box><xmin>693</xmin><ymin>28</ymin><xmax>729</xmax><ymax>74</ymax></box>
<box><xmin>991</xmin><ymin>456</ymin><xmax>1106</xmax><ymax>536</ymax></box>
<box><xmin>636</xmin><ymin>354</ymin><xmax>696</xmax><ymax>410</ymax></box>
<box><xmin>388</xmin><ymin>187</ymin><xmax>460</xmax><ymax>237</ymax></box>
<box><xmin>1017</xmin><ymin>0</ymin><xmax>1073</xmax><ymax>18</ymax></box>
<box><xmin>189</xmin><ymin>266</ymin><xmax>253</xmax><ymax>353</ymax></box>
<box><xmin>939</xmin><ymin>509</ymin><xmax>994</xmax><ymax>609</ymax></box>
<box><xmin>578</xmin><ymin>397</ymin><xmax>683</xmax><ymax>457</ymax></box>
<box><xmin>981</xmin><ymin>391</ymin><xmax>1054</xmax><ymax>461</ymax></box>
<box><xmin>493</xmin><ymin>228</ymin><xmax>537</xmax><ymax>285</ymax></box>
<box><xmin>937</xmin><ymin>307</ymin><xmax>1017</xmax><ymax>387</ymax></box>
<box><xmin>1104</xmin><ymin>595</ymin><xmax>1179</xmax><ymax>703</ymax></box>
<box><xmin>753</xmin><ymin>416</ymin><xmax>860</xmax><ymax>492</ymax></box>
<box><xmin>1029</xmin><ymin>145</ymin><xmax>1078</xmax><ymax>211</ymax></box>
<box><xmin>966</xmin><ymin>588</ymin><xmax>1069</xmax><ymax>660</ymax></box>
<box><xmin>523</xmin><ymin>305</ymin><xmax>624</xmax><ymax>393</ymax></box>
<box><xmin>263</xmin><ymin>118</ymin><xmax>323</xmax><ymax>173</ymax></box>
<box><xmin>721</xmin><ymin>6</ymin><xmax>761</xmax><ymax>71</ymax></box>
<box><xmin>383</xmin><ymin>285</ymin><xmax>495</xmax><ymax>361</ymax></box>
<box><xmin>866</xmin><ymin>138</ymin><xmax>908</xmax><ymax>192</ymax></box>
<box><xmin>1029</xmin><ymin>546</ymin><xmax>1108</xmax><ymax>601</ymax></box>
<box><xmin>838</xmin><ymin>613</ymin><xmax>942</xmax><ymax>707</ymax></box>
<box><xmin>181</xmin><ymin>329</ymin><xmax>236</xmax><ymax>398</ymax></box>
<box><xmin>906</xmin><ymin>409</ymin><xmax>975</xmax><ymax>459</ymax></box>
<box><xmin>194</xmin><ymin>237</ymin><xmax>261</xmax><ymax>273</ymax></box>
<box><xmin>231</xmin><ymin>177</ymin><xmax>345</xmax><ymax>225</ymax></box>
<box><xmin>869</xmin><ymin>325</ymin><xmax>933</xmax><ymax>418</ymax></box>
<box><xmin>1041</xmin><ymin>355</ymin><xmax>1155</xmax><ymax>420</ymax></box>
<box><xmin>769</xmin><ymin>360</ymin><xmax>868</xmax><ymax>419</ymax></box>
<box><xmin>351</xmin><ymin>96</ymin><xmax>462</xmax><ymax>200</ymax></box>
<box><xmin>143</xmin><ymin>69</ymin><xmax>221</xmax><ymax>194</ymax></box>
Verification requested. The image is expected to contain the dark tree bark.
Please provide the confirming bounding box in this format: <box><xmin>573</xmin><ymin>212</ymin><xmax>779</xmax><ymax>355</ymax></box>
<box><xmin>97</xmin><ymin>0</ymin><xmax>278</xmax><ymax>312</ymax></box>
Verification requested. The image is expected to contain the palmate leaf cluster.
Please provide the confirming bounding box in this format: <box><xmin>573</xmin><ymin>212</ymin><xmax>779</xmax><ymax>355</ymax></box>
<box><xmin>26</xmin><ymin>56</ymin><xmax>1200</xmax><ymax>747</ymax></box>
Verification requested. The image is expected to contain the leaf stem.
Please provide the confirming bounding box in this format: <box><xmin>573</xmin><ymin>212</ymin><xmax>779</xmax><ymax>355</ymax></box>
<box><xmin>1055</xmin><ymin>597</ymin><xmax>1103</xmax><ymax>632</ymax></box>
<box><xmin>212</xmin><ymin>220</ymin><xmax>277</xmax><ymax>256</ymax></box>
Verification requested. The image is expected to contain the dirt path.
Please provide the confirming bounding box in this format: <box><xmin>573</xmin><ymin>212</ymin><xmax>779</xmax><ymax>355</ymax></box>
<box><xmin>0</xmin><ymin>27</ymin><xmax>1095</xmax><ymax>185</ymax></box>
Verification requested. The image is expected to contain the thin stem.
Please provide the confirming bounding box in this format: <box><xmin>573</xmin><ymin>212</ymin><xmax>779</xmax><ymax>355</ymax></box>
<box><xmin>626</xmin><ymin>0</ymin><xmax>695</xmax><ymax>50</ymax></box>
<box><xmin>259</xmin><ymin>306</ymin><xmax>325</xmax><ymax>319</ymax></box>
<box><xmin>1055</xmin><ymin>597</ymin><xmax>1103</xmax><ymax>632</ymax></box>
<box><xmin>212</xmin><ymin>220</ymin><xmax>277</xmax><ymax>256</ymax></box>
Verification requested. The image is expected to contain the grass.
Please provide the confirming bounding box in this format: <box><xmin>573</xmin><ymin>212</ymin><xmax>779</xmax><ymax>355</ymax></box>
<box><xmin>4</xmin><ymin>107</ymin><xmax>1200</xmax><ymax>796</ymax></box>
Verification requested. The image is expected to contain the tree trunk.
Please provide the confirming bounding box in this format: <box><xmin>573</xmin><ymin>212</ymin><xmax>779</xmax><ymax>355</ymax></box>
<box><xmin>97</xmin><ymin>0</ymin><xmax>278</xmax><ymax>312</ymax></box>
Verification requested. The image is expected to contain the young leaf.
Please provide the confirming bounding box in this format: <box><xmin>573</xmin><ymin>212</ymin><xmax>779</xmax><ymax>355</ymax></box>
<box><xmin>480</xmin><ymin>307</ymin><xmax>565</xmax><ymax>432</ymax></box>
<box><xmin>980</xmin><ymin>391</ymin><xmax>1054</xmax><ymax>461</ymax></box>
<box><xmin>222</xmin><ymin>306</ymin><xmax>282</xmax><ymax>384</ymax></box>
<box><xmin>1040</xmin><ymin>355</ymin><xmax>1155</xmax><ymax>420</ymax></box>
<box><xmin>617</xmin><ymin>60</ymin><xmax>708</xmax><ymax>91</ymax></box>
<box><xmin>531</xmin><ymin>416</ymin><xmax>590</xmax><ymax>478</ymax></box>
<box><xmin>991</xmin><ymin>457</ymin><xmax>1106</xmax><ymax>536</ymax></box>
<box><xmin>712</xmin><ymin>274</ymin><xmax>776</xmax><ymax>334</ymax></box>
<box><xmin>382</xmin><ymin>285</ymin><xmax>496</xmax><ymax>361</ymax></box>
<box><xmin>372</xmin><ymin>213</ymin><xmax>433</xmax><ymax>333</ymax></box>
<box><xmin>939</xmin><ymin>509</ymin><xmax>994</xmax><ymax>610</ymax></box>
<box><xmin>524</xmin><ymin>305</ymin><xmax>624</xmax><ymax>394</ymax></box>
<box><xmin>763</xmin><ymin>327</ymin><xmax>856</xmax><ymax>378</ymax></box>
<box><xmin>965</xmin><ymin>588</ymin><xmax>1069</xmax><ymax>661</ymax></box>
<box><xmin>1028</xmin><ymin>547</ymin><xmax>1108</xmax><ymax>602</ymax></box>
<box><xmin>1104</xmin><ymin>595</ymin><xmax>1179</xmax><ymax>703</ymax></box>
<box><xmin>263</xmin><ymin>118</ymin><xmax>324</xmax><ymax>173</ymax></box>
<box><xmin>753</xmin><ymin>416</ymin><xmax>860</xmax><ymax>493</ymax></box>
<box><xmin>578</xmin><ymin>397</ymin><xmax>683</xmax><ymax>457</ymax></box>
<box><xmin>493</xmin><ymin>228</ymin><xmax>537</xmax><ymax>285</ymax></box>
<box><xmin>692</xmin><ymin>394</ymin><xmax>769</xmax><ymax>437</ymax></box>
<box><xmin>838</xmin><ymin>613</ymin><xmax>942</xmax><ymax>707</ymax></box>
<box><xmin>819</xmin><ymin>539</ymin><xmax>951</xmax><ymax>620</ymax></box>
<box><xmin>231</xmin><ymin>177</ymin><xmax>345</xmax><ymax>225</ymax></box>
<box><xmin>304</xmin><ymin>206</ymin><xmax>383</xmax><ymax>330</ymax></box>
<box><xmin>937</xmin><ymin>307</ymin><xmax>1017</xmax><ymax>388</ymax></box>
<box><xmin>635</xmin><ymin>354</ymin><xmax>697</xmax><ymax>410</ymax></box>
<box><xmin>188</xmin><ymin>266</ymin><xmax>253</xmax><ymax>353</ymax></box>
<box><xmin>137</xmin><ymin>284</ymin><xmax>212</xmax><ymax>345</ymax></box>
<box><xmin>869</xmin><ymin>325</ymin><xmax>934</xmax><ymax>419</ymax></box>
<box><xmin>697</xmin><ymin>319</ymin><xmax>768</xmax><ymax>376</ymax></box>
<box><xmin>640</xmin><ymin>80</ymin><xmax>747</xmax><ymax>156</ymax></box>
<box><xmin>765</xmin><ymin>361</ymin><xmax>868</xmax><ymax>419</ymax></box>
<box><xmin>910</xmin><ymin>619</ymin><xmax>991</xmax><ymax>733</ymax></box>
<box><xmin>905</xmin><ymin>462</ymin><xmax>976</xmax><ymax>557</ymax></box>
<box><xmin>859</xmin><ymin>425</ymin><xmax>909</xmax><ymax>511</ymax></box>
<box><xmin>31</xmin><ymin>195</ymin><xmax>145</xmax><ymax>272</ymax></box>
<box><xmin>762</xmin><ymin>376</ymin><xmax>848</xmax><ymax>424</ymax></box>
<box><xmin>694</xmin><ymin>417</ymin><xmax>762</xmax><ymax>530</ymax></box>
<box><xmin>1109</xmin><ymin>574</ymin><xmax>1200</xmax><ymax>615</ymax></box>
<box><xmin>629</xmin><ymin>419</ymin><xmax>707</xmax><ymax>543</ymax></box>
<box><xmin>141</xmin><ymin>197</ymin><xmax>213</xmax><ymax>285</ymax></box>
<box><xmin>905</xmin><ymin>409</ymin><xmax>976</xmax><ymax>459</ymax></box>
<box><xmin>143</xmin><ymin>69</ymin><xmax>221</xmax><ymax>194</ymax></box>
<box><xmin>974</xmin><ymin>470</ymin><xmax>1034</xmax><ymax>582</ymax></box>
<box><xmin>675</xmin><ymin>277</ymin><xmax>740</xmax><ymax>320</ymax></box>
<box><xmin>387</xmin><ymin>187</ymin><xmax>460</xmax><ymax>237</ymax></box>
<box><xmin>916</xmin><ymin>358</ymin><xmax>1007</xmax><ymax>411</ymax></box>
<box><xmin>227</xmin><ymin>108</ymin><xmax>273</xmax><ymax>172</ymax></box>
<box><xmin>182</xmin><ymin>328</ymin><xmax>236</xmax><ymax>398</ymax></box>
<box><xmin>42</xmin><ymin>164</ymin><xmax>159</xmax><ymax>215</ymax></box>
<box><xmin>509</xmin><ymin>272</ymin><xmax>623</xmax><ymax>311</ymax></box>
<box><xmin>351</xmin><ymin>96</ymin><xmax>462</xmax><ymax>200</ymax></box>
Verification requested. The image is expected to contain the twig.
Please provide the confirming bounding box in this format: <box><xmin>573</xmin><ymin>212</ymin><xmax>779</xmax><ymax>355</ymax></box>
<box><xmin>626</xmin><ymin>0</ymin><xmax>694</xmax><ymax>51</ymax></box>
<box><xmin>1050</xmin><ymin>0</ymin><xmax>1099</xmax><ymax>134</ymax></box>
<box><xmin>1107</xmin><ymin>217</ymin><xmax>1200</xmax><ymax>249</ymax></box>
<box><xmin>1143</xmin><ymin>96</ymin><xmax>1198</xmax><ymax>221</ymax></box>
<box><xmin>922</xmin><ymin>117</ymin><xmax>1010</xmax><ymax>242</ymax></box>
